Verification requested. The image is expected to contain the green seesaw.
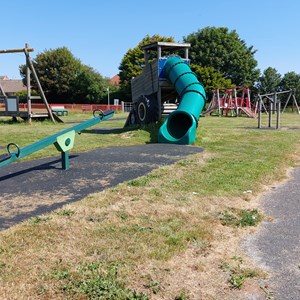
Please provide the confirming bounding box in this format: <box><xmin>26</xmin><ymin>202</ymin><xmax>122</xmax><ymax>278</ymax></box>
<box><xmin>0</xmin><ymin>110</ymin><xmax>115</xmax><ymax>170</ymax></box>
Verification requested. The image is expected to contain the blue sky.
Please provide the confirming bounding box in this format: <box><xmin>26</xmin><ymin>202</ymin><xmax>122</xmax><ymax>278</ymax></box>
<box><xmin>1</xmin><ymin>0</ymin><xmax>299</xmax><ymax>79</ymax></box>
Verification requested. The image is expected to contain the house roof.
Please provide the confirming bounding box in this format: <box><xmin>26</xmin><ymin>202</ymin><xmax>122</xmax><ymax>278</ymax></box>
<box><xmin>109</xmin><ymin>74</ymin><xmax>120</xmax><ymax>85</ymax></box>
<box><xmin>0</xmin><ymin>77</ymin><xmax>26</xmax><ymax>94</ymax></box>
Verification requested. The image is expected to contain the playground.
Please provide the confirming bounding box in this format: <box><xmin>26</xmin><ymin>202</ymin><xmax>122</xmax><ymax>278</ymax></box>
<box><xmin>1</xmin><ymin>42</ymin><xmax>300</xmax><ymax>298</ymax></box>
<box><xmin>1</xmin><ymin>110</ymin><xmax>300</xmax><ymax>298</ymax></box>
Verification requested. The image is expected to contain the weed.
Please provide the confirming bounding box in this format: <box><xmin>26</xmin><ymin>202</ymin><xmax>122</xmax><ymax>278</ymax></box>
<box><xmin>229</xmin><ymin>271</ymin><xmax>256</xmax><ymax>289</ymax></box>
<box><xmin>144</xmin><ymin>280</ymin><xmax>160</xmax><ymax>294</ymax></box>
<box><xmin>217</xmin><ymin>209</ymin><xmax>237</xmax><ymax>226</ymax></box>
<box><xmin>127</xmin><ymin>174</ymin><xmax>160</xmax><ymax>187</ymax></box>
<box><xmin>218</xmin><ymin>208</ymin><xmax>262</xmax><ymax>227</ymax></box>
<box><xmin>29</xmin><ymin>216</ymin><xmax>50</xmax><ymax>224</ymax></box>
<box><xmin>175</xmin><ymin>290</ymin><xmax>189</xmax><ymax>300</ymax></box>
<box><xmin>56</xmin><ymin>209</ymin><xmax>75</xmax><ymax>217</ymax></box>
<box><xmin>50</xmin><ymin>270</ymin><xmax>70</xmax><ymax>280</ymax></box>
<box><xmin>56</xmin><ymin>262</ymin><xmax>149</xmax><ymax>299</ymax></box>
<box><xmin>237</xmin><ymin>209</ymin><xmax>262</xmax><ymax>227</ymax></box>
<box><xmin>221</xmin><ymin>256</ymin><xmax>258</xmax><ymax>289</ymax></box>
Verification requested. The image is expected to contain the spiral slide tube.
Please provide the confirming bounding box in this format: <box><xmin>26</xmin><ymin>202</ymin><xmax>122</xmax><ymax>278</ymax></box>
<box><xmin>158</xmin><ymin>56</ymin><xmax>206</xmax><ymax>145</ymax></box>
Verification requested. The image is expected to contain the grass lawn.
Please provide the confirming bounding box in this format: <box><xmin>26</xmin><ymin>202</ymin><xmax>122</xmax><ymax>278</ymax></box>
<box><xmin>1</xmin><ymin>112</ymin><xmax>300</xmax><ymax>299</ymax></box>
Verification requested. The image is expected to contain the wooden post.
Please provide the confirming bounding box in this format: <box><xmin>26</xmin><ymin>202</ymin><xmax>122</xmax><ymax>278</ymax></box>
<box><xmin>0</xmin><ymin>47</ymin><xmax>34</xmax><ymax>54</ymax></box>
<box><xmin>293</xmin><ymin>94</ymin><xmax>300</xmax><ymax>114</ymax></box>
<box><xmin>258</xmin><ymin>96</ymin><xmax>262</xmax><ymax>129</ymax></box>
<box><xmin>234</xmin><ymin>88</ymin><xmax>238</xmax><ymax>116</ymax></box>
<box><xmin>24</xmin><ymin>45</ymin><xmax>55</xmax><ymax>123</ymax></box>
<box><xmin>276</xmin><ymin>100</ymin><xmax>281</xmax><ymax>129</ymax></box>
<box><xmin>217</xmin><ymin>89</ymin><xmax>221</xmax><ymax>116</ymax></box>
<box><xmin>25</xmin><ymin>44</ymin><xmax>32</xmax><ymax>124</ymax></box>
<box><xmin>0</xmin><ymin>82</ymin><xmax>6</xmax><ymax>98</ymax></box>
<box><xmin>268</xmin><ymin>101</ymin><xmax>273</xmax><ymax>128</ymax></box>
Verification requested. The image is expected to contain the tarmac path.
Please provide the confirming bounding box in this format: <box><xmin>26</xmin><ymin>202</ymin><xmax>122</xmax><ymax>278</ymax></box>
<box><xmin>244</xmin><ymin>168</ymin><xmax>300</xmax><ymax>300</ymax></box>
<box><xmin>0</xmin><ymin>143</ymin><xmax>203</xmax><ymax>231</ymax></box>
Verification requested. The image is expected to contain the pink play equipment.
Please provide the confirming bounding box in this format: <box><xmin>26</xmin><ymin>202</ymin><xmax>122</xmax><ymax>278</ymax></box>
<box><xmin>204</xmin><ymin>86</ymin><xmax>256</xmax><ymax>117</ymax></box>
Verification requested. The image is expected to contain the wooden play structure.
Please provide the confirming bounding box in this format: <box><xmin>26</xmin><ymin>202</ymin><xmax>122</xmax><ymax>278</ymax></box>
<box><xmin>204</xmin><ymin>87</ymin><xmax>256</xmax><ymax>118</ymax></box>
<box><xmin>0</xmin><ymin>44</ymin><xmax>56</xmax><ymax>123</ymax></box>
<box><xmin>125</xmin><ymin>41</ymin><xmax>206</xmax><ymax>145</ymax></box>
<box><xmin>256</xmin><ymin>90</ymin><xmax>299</xmax><ymax>129</ymax></box>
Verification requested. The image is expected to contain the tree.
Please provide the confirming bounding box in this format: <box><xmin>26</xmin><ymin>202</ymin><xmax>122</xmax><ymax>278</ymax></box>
<box><xmin>118</xmin><ymin>34</ymin><xmax>175</xmax><ymax>101</ymax></box>
<box><xmin>280</xmin><ymin>71</ymin><xmax>300</xmax><ymax>99</ymax></box>
<box><xmin>72</xmin><ymin>65</ymin><xmax>106</xmax><ymax>103</ymax></box>
<box><xmin>256</xmin><ymin>67</ymin><xmax>282</xmax><ymax>94</ymax></box>
<box><xmin>20</xmin><ymin>47</ymin><xmax>106</xmax><ymax>103</ymax></box>
<box><xmin>191</xmin><ymin>64</ymin><xmax>234</xmax><ymax>99</ymax></box>
<box><xmin>184</xmin><ymin>27</ymin><xmax>260</xmax><ymax>86</ymax></box>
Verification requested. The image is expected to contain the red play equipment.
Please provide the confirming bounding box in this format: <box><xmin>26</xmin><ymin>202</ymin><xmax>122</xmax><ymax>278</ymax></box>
<box><xmin>204</xmin><ymin>86</ymin><xmax>256</xmax><ymax>117</ymax></box>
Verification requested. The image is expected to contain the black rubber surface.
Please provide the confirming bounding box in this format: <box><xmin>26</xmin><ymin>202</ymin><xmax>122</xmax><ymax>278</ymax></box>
<box><xmin>244</xmin><ymin>168</ymin><xmax>300</xmax><ymax>299</ymax></box>
<box><xmin>0</xmin><ymin>144</ymin><xmax>203</xmax><ymax>231</ymax></box>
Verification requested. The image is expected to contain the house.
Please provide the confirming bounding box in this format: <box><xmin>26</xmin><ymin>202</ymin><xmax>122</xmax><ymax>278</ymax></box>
<box><xmin>109</xmin><ymin>74</ymin><xmax>120</xmax><ymax>85</ymax></box>
<box><xmin>0</xmin><ymin>76</ymin><xmax>27</xmax><ymax>97</ymax></box>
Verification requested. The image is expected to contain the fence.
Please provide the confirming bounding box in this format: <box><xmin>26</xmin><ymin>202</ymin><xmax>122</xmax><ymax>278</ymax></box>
<box><xmin>0</xmin><ymin>103</ymin><xmax>123</xmax><ymax>112</ymax></box>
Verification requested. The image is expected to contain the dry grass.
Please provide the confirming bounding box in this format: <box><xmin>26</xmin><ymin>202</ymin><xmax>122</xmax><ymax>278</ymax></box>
<box><xmin>1</xmin><ymin>113</ymin><xmax>300</xmax><ymax>299</ymax></box>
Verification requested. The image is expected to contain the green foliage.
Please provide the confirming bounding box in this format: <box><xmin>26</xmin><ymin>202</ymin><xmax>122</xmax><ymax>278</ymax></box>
<box><xmin>220</xmin><ymin>257</ymin><xmax>258</xmax><ymax>289</ymax></box>
<box><xmin>127</xmin><ymin>174</ymin><xmax>161</xmax><ymax>187</ymax></box>
<box><xmin>257</xmin><ymin>67</ymin><xmax>282</xmax><ymax>94</ymax></box>
<box><xmin>118</xmin><ymin>34</ymin><xmax>175</xmax><ymax>101</ymax></box>
<box><xmin>29</xmin><ymin>216</ymin><xmax>50</xmax><ymax>224</ymax></box>
<box><xmin>143</xmin><ymin>280</ymin><xmax>160</xmax><ymax>294</ymax></box>
<box><xmin>175</xmin><ymin>290</ymin><xmax>189</xmax><ymax>300</ymax></box>
<box><xmin>229</xmin><ymin>273</ymin><xmax>254</xmax><ymax>289</ymax></box>
<box><xmin>72</xmin><ymin>65</ymin><xmax>107</xmax><ymax>103</ymax></box>
<box><xmin>59</xmin><ymin>262</ymin><xmax>149</xmax><ymax>299</ymax></box>
<box><xmin>56</xmin><ymin>208</ymin><xmax>75</xmax><ymax>217</ymax></box>
<box><xmin>280</xmin><ymin>71</ymin><xmax>300</xmax><ymax>99</ymax></box>
<box><xmin>191</xmin><ymin>64</ymin><xmax>234</xmax><ymax>98</ymax></box>
<box><xmin>19</xmin><ymin>47</ymin><xmax>107</xmax><ymax>103</ymax></box>
<box><xmin>184</xmin><ymin>27</ymin><xmax>260</xmax><ymax>86</ymax></box>
<box><xmin>218</xmin><ymin>208</ymin><xmax>262</xmax><ymax>227</ymax></box>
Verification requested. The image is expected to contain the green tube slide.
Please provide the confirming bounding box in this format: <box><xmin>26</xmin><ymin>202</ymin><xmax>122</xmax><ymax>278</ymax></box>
<box><xmin>158</xmin><ymin>56</ymin><xmax>206</xmax><ymax>144</ymax></box>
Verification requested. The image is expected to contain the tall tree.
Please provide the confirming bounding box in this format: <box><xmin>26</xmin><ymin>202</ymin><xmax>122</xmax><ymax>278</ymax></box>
<box><xmin>191</xmin><ymin>64</ymin><xmax>234</xmax><ymax>99</ymax></box>
<box><xmin>257</xmin><ymin>67</ymin><xmax>282</xmax><ymax>94</ymax></box>
<box><xmin>280</xmin><ymin>71</ymin><xmax>300</xmax><ymax>99</ymax></box>
<box><xmin>184</xmin><ymin>27</ymin><xmax>260</xmax><ymax>86</ymax></box>
<box><xmin>72</xmin><ymin>65</ymin><xmax>106</xmax><ymax>103</ymax></box>
<box><xmin>118</xmin><ymin>34</ymin><xmax>175</xmax><ymax>101</ymax></box>
<box><xmin>20</xmin><ymin>47</ymin><xmax>106</xmax><ymax>103</ymax></box>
